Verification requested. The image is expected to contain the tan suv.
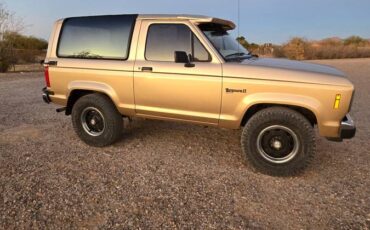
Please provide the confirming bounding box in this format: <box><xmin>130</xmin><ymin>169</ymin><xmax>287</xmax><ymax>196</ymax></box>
<box><xmin>42</xmin><ymin>14</ymin><xmax>356</xmax><ymax>176</ymax></box>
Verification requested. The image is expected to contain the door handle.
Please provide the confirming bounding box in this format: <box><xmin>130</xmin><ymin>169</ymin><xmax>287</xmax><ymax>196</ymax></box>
<box><xmin>141</xmin><ymin>67</ymin><xmax>153</xmax><ymax>72</ymax></box>
<box><xmin>44</xmin><ymin>61</ymin><xmax>58</xmax><ymax>66</ymax></box>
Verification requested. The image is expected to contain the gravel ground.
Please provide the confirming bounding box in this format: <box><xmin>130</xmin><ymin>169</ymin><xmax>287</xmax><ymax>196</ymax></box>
<box><xmin>0</xmin><ymin>59</ymin><xmax>369</xmax><ymax>229</ymax></box>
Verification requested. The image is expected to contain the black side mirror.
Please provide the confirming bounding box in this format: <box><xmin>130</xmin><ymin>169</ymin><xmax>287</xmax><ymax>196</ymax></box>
<box><xmin>175</xmin><ymin>51</ymin><xmax>188</xmax><ymax>63</ymax></box>
<box><xmin>174</xmin><ymin>51</ymin><xmax>195</xmax><ymax>68</ymax></box>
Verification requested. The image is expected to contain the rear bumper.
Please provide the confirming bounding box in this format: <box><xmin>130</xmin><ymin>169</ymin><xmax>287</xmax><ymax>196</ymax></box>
<box><xmin>42</xmin><ymin>87</ymin><xmax>52</xmax><ymax>104</ymax></box>
<box><xmin>339</xmin><ymin>114</ymin><xmax>356</xmax><ymax>139</ymax></box>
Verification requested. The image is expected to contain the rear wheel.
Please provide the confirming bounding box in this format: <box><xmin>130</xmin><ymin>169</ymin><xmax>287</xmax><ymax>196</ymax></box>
<box><xmin>72</xmin><ymin>94</ymin><xmax>123</xmax><ymax>147</ymax></box>
<box><xmin>241</xmin><ymin>107</ymin><xmax>316</xmax><ymax>176</ymax></box>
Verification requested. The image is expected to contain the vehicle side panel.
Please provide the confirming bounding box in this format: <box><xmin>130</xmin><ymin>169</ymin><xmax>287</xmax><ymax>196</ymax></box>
<box><xmin>45</xmin><ymin>19</ymin><xmax>142</xmax><ymax>116</ymax></box>
<box><xmin>133</xmin><ymin>19</ymin><xmax>223</xmax><ymax>125</ymax></box>
<box><xmin>219</xmin><ymin>74</ymin><xmax>353</xmax><ymax>138</ymax></box>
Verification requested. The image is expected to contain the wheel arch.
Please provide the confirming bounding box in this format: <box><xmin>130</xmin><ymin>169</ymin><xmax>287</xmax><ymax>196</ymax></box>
<box><xmin>239</xmin><ymin>93</ymin><xmax>321</xmax><ymax>127</ymax></box>
<box><xmin>65</xmin><ymin>81</ymin><xmax>120</xmax><ymax>115</ymax></box>
<box><xmin>241</xmin><ymin>103</ymin><xmax>318</xmax><ymax>127</ymax></box>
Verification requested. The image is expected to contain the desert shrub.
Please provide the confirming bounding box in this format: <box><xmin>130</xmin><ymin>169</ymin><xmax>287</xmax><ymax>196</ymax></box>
<box><xmin>12</xmin><ymin>49</ymin><xmax>44</xmax><ymax>63</ymax></box>
<box><xmin>272</xmin><ymin>46</ymin><xmax>285</xmax><ymax>58</ymax></box>
<box><xmin>281</xmin><ymin>37</ymin><xmax>307</xmax><ymax>60</ymax></box>
<box><xmin>344</xmin><ymin>36</ymin><xmax>369</xmax><ymax>47</ymax></box>
<box><xmin>3</xmin><ymin>32</ymin><xmax>48</xmax><ymax>50</ymax></box>
<box><xmin>0</xmin><ymin>59</ymin><xmax>10</xmax><ymax>72</ymax></box>
<box><xmin>312</xmin><ymin>44</ymin><xmax>370</xmax><ymax>60</ymax></box>
<box><xmin>272</xmin><ymin>36</ymin><xmax>370</xmax><ymax>60</ymax></box>
<box><xmin>0</xmin><ymin>43</ymin><xmax>11</xmax><ymax>72</ymax></box>
<box><xmin>0</xmin><ymin>32</ymin><xmax>47</xmax><ymax>69</ymax></box>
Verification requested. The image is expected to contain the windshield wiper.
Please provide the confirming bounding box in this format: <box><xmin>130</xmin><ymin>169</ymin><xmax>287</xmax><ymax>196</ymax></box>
<box><xmin>225</xmin><ymin>52</ymin><xmax>247</xmax><ymax>58</ymax></box>
<box><xmin>225</xmin><ymin>52</ymin><xmax>259</xmax><ymax>61</ymax></box>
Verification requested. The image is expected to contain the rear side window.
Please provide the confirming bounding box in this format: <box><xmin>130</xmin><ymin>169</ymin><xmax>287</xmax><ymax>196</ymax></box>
<box><xmin>145</xmin><ymin>24</ymin><xmax>211</xmax><ymax>62</ymax></box>
<box><xmin>57</xmin><ymin>15</ymin><xmax>137</xmax><ymax>60</ymax></box>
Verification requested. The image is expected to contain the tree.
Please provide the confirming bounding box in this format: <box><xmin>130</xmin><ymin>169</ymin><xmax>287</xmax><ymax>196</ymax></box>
<box><xmin>236</xmin><ymin>36</ymin><xmax>259</xmax><ymax>52</ymax></box>
<box><xmin>0</xmin><ymin>3</ymin><xmax>23</xmax><ymax>40</ymax></box>
<box><xmin>0</xmin><ymin>3</ymin><xmax>24</xmax><ymax>72</ymax></box>
<box><xmin>236</xmin><ymin>36</ymin><xmax>250</xmax><ymax>48</ymax></box>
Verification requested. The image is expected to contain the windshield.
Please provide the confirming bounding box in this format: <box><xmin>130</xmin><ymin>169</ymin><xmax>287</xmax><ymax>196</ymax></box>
<box><xmin>199</xmin><ymin>24</ymin><xmax>250</xmax><ymax>61</ymax></box>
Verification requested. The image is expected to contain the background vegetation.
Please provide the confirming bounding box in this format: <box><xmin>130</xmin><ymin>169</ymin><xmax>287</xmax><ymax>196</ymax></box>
<box><xmin>0</xmin><ymin>3</ymin><xmax>47</xmax><ymax>72</ymax></box>
<box><xmin>238</xmin><ymin>36</ymin><xmax>370</xmax><ymax>60</ymax></box>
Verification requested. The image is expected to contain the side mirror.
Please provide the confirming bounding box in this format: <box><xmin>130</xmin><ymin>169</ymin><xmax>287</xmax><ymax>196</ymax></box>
<box><xmin>174</xmin><ymin>51</ymin><xmax>195</xmax><ymax>68</ymax></box>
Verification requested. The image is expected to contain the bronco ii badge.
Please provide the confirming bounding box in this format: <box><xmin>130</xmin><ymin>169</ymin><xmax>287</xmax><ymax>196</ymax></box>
<box><xmin>225</xmin><ymin>88</ymin><xmax>247</xmax><ymax>93</ymax></box>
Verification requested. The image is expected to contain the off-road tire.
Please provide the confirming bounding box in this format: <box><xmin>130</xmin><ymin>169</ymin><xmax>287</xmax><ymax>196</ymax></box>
<box><xmin>241</xmin><ymin>107</ymin><xmax>316</xmax><ymax>176</ymax></box>
<box><xmin>72</xmin><ymin>93</ymin><xmax>123</xmax><ymax>147</ymax></box>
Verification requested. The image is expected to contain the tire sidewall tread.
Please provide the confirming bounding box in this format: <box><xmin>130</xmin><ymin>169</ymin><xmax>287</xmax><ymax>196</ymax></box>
<box><xmin>71</xmin><ymin>93</ymin><xmax>123</xmax><ymax>147</ymax></box>
<box><xmin>241</xmin><ymin>107</ymin><xmax>316</xmax><ymax>176</ymax></box>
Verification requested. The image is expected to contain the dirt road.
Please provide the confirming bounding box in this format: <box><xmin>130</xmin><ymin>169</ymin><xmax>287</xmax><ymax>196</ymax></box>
<box><xmin>0</xmin><ymin>59</ymin><xmax>369</xmax><ymax>229</ymax></box>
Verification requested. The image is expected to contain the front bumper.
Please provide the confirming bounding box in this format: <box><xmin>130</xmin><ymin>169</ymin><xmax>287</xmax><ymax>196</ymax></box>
<box><xmin>42</xmin><ymin>87</ymin><xmax>52</xmax><ymax>104</ymax></box>
<box><xmin>326</xmin><ymin>114</ymin><xmax>356</xmax><ymax>142</ymax></box>
<box><xmin>339</xmin><ymin>114</ymin><xmax>356</xmax><ymax>139</ymax></box>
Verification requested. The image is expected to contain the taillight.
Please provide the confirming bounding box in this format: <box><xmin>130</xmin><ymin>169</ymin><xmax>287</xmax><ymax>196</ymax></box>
<box><xmin>44</xmin><ymin>66</ymin><xmax>50</xmax><ymax>87</ymax></box>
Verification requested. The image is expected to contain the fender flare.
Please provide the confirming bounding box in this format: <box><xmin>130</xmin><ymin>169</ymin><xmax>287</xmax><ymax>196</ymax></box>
<box><xmin>239</xmin><ymin>92</ymin><xmax>322</xmax><ymax>125</ymax></box>
<box><xmin>67</xmin><ymin>80</ymin><xmax>121</xmax><ymax>107</ymax></box>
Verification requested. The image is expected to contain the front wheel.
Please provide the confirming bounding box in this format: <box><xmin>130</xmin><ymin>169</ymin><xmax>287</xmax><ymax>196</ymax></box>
<box><xmin>241</xmin><ymin>107</ymin><xmax>316</xmax><ymax>176</ymax></box>
<box><xmin>72</xmin><ymin>93</ymin><xmax>123</xmax><ymax>147</ymax></box>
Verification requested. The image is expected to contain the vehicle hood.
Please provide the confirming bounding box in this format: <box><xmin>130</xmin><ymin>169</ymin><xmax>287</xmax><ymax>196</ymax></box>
<box><xmin>224</xmin><ymin>57</ymin><xmax>352</xmax><ymax>86</ymax></box>
<box><xmin>244</xmin><ymin>58</ymin><xmax>345</xmax><ymax>77</ymax></box>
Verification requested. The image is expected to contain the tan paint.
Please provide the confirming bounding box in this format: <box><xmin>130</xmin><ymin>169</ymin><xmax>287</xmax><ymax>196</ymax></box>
<box><xmin>45</xmin><ymin>14</ymin><xmax>355</xmax><ymax>139</ymax></box>
<box><xmin>134</xmin><ymin>19</ymin><xmax>223</xmax><ymax>124</ymax></box>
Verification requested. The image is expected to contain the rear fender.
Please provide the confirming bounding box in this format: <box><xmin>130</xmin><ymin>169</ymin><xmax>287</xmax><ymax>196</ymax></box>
<box><xmin>67</xmin><ymin>81</ymin><xmax>120</xmax><ymax>107</ymax></box>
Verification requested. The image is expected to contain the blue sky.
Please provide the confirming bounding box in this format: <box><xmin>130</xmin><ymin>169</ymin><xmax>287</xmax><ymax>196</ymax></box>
<box><xmin>4</xmin><ymin>0</ymin><xmax>370</xmax><ymax>44</ymax></box>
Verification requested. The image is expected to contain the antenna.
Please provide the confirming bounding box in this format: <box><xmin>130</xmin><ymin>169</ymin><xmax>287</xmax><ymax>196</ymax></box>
<box><xmin>237</xmin><ymin>0</ymin><xmax>240</xmax><ymax>54</ymax></box>
<box><xmin>238</xmin><ymin>0</ymin><xmax>240</xmax><ymax>39</ymax></box>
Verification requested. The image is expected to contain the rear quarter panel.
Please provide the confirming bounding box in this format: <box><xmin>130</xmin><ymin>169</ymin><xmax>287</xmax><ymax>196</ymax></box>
<box><xmin>44</xmin><ymin>19</ymin><xmax>142</xmax><ymax>116</ymax></box>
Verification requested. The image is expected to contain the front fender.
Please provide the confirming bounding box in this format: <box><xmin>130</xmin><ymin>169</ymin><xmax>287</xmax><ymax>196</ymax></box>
<box><xmin>219</xmin><ymin>92</ymin><xmax>322</xmax><ymax>129</ymax></box>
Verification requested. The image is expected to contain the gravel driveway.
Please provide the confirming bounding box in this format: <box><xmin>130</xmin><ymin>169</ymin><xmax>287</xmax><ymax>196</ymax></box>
<box><xmin>0</xmin><ymin>59</ymin><xmax>369</xmax><ymax>229</ymax></box>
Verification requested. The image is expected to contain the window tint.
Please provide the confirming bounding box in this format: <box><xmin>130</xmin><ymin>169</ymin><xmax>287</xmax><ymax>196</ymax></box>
<box><xmin>193</xmin><ymin>35</ymin><xmax>210</xmax><ymax>62</ymax></box>
<box><xmin>58</xmin><ymin>15</ymin><xmax>136</xmax><ymax>60</ymax></box>
<box><xmin>145</xmin><ymin>24</ymin><xmax>210</xmax><ymax>62</ymax></box>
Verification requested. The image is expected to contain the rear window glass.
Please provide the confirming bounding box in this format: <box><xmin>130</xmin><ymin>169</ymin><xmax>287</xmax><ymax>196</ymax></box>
<box><xmin>57</xmin><ymin>15</ymin><xmax>136</xmax><ymax>60</ymax></box>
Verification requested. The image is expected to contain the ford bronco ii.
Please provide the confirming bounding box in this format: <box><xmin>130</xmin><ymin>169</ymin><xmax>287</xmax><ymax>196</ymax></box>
<box><xmin>42</xmin><ymin>14</ymin><xmax>356</xmax><ymax>176</ymax></box>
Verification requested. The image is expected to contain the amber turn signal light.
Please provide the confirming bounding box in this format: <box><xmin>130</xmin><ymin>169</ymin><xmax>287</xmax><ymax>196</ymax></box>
<box><xmin>334</xmin><ymin>94</ymin><xmax>341</xmax><ymax>109</ymax></box>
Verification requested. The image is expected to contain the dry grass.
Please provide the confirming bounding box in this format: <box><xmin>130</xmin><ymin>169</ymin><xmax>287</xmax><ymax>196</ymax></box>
<box><xmin>6</xmin><ymin>63</ymin><xmax>43</xmax><ymax>73</ymax></box>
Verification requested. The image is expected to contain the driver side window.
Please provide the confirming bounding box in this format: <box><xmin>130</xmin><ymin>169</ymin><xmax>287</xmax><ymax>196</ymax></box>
<box><xmin>145</xmin><ymin>24</ymin><xmax>211</xmax><ymax>62</ymax></box>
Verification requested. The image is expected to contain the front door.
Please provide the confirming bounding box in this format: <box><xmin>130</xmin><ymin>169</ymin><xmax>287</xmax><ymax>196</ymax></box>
<box><xmin>134</xmin><ymin>21</ymin><xmax>223</xmax><ymax>125</ymax></box>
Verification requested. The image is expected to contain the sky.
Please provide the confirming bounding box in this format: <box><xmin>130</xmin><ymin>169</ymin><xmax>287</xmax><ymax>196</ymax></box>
<box><xmin>3</xmin><ymin>0</ymin><xmax>370</xmax><ymax>44</ymax></box>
